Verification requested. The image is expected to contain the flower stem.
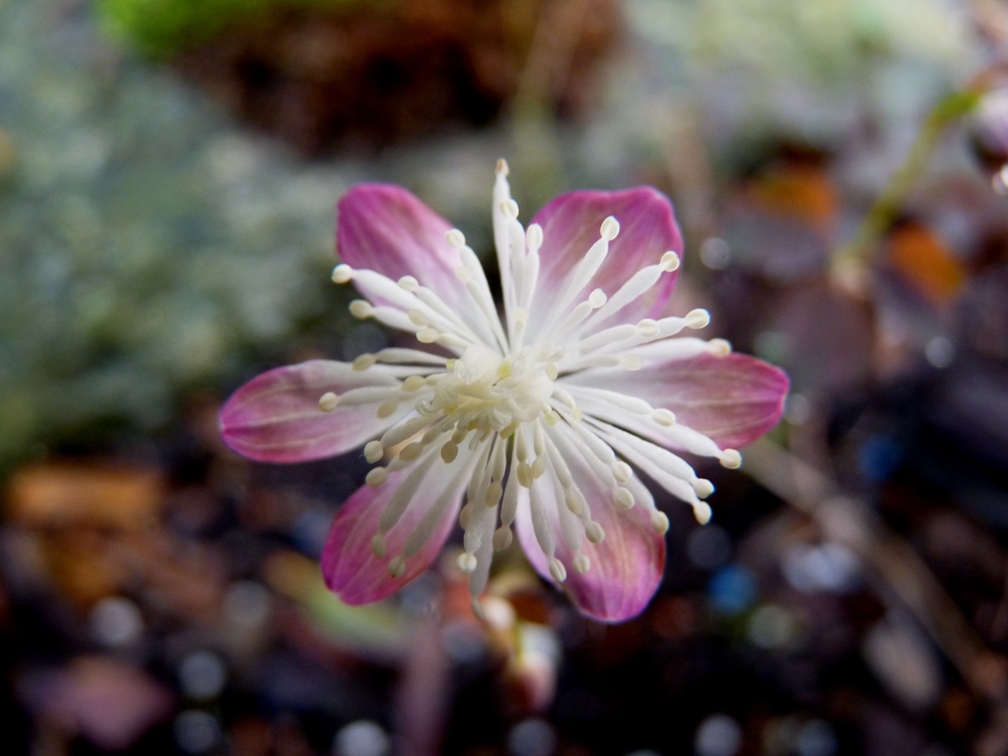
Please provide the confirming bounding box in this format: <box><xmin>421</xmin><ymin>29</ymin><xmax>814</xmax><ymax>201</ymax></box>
<box><xmin>830</xmin><ymin>90</ymin><xmax>982</xmax><ymax>282</ymax></box>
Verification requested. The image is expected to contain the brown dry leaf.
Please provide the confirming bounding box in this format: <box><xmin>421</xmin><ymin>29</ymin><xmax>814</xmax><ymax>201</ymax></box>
<box><xmin>5</xmin><ymin>463</ymin><xmax>162</xmax><ymax>530</ymax></box>
<box><xmin>887</xmin><ymin>223</ymin><xmax>966</xmax><ymax>305</ymax></box>
<box><xmin>749</xmin><ymin>165</ymin><xmax>838</xmax><ymax>233</ymax></box>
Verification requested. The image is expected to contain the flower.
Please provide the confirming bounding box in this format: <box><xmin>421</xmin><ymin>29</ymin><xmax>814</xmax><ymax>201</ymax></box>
<box><xmin>220</xmin><ymin>160</ymin><xmax>788</xmax><ymax>622</ymax></box>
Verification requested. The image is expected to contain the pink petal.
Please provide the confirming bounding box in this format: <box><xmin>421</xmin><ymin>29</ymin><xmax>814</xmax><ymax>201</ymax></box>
<box><xmin>514</xmin><ymin>454</ymin><xmax>665</xmax><ymax>623</ymax></box>
<box><xmin>568</xmin><ymin>353</ymin><xmax>789</xmax><ymax>449</ymax></box>
<box><xmin>219</xmin><ymin>360</ymin><xmax>400</xmax><ymax>463</ymax></box>
<box><xmin>321</xmin><ymin>451</ymin><xmax>474</xmax><ymax>604</ymax></box>
<box><xmin>530</xmin><ymin>188</ymin><xmax>683</xmax><ymax>324</ymax></box>
<box><xmin>337</xmin><ymin>185</ymin><xmax>468</xmax><ymax>310</ymax></box>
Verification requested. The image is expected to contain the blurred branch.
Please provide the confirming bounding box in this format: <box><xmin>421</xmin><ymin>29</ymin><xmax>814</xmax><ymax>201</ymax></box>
<box><xmin>657</xmin><ymin>101</ymin><xmax>718</xmax><ymax>243</ymax></box>
<box><xmin>743</xmin><ymin>437</ymin><xmax>1007</xmax><ymax>703</ymax></box>
<box><xmin>830</xmin><ymin>90</ymin><xmax>981</xmax><ymax>287</ymax></box>
<box><xmin>510</xmin><ymin>0</ymin><xmax>592</xmax><ymax>200</ymax></box>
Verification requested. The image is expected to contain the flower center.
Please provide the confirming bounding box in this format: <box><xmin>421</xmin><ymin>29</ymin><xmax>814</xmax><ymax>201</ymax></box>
<box><xmin>425</xmin><ymin>343</ymin><xmax>555</xmax><ymax>437</ymax></box>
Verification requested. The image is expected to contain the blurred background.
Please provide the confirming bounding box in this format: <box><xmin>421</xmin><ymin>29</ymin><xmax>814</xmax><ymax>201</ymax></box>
<box><xmin>2</xmin><ymin>0</ymin><xmax>1008</xmax><ymax>753</ymax></box>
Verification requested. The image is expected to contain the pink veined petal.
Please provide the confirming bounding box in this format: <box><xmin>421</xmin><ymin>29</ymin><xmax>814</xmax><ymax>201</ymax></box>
<box><xmin>337</xmin><ymin>184</ymin><xmax>469</xmax><ymax>310</ymax></box>
<box><xmin>514</xmin><ymin>451</ymin><xmax>665</xmax><ymax>623</ymax></box>
<box><xmin>321</xmin><ymin>449</ymin><xmax>476</xmax><ymax>604</ymax></box>
<box><xmin>219</xmin><ymin>360</ymin><xmax>401</xmax><ymax>463</ymax></box>
<box><xmin>565</xmin><ymin>352</ymin><xmax>789</xmax><ymax>450</ymax></box>
<box><xmin>529</xmin><ymin>188</ymin><xmax>683</xmax><ymax>325</ymax></box>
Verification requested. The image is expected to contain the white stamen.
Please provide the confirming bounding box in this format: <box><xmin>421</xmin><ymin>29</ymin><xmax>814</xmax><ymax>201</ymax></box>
<box><xmin>549</xmin><ymin>558</ymin><xmax>567</xmax><ymax>582</ymax></box>
<box><xmin>389</xmin><ymin>556</ymin><xmax>406</xmax><ymax>578</ymax></box>
<box><xmin>686</xmin><ymin>308</ymin><xmax>710</xmax><ymax>329</ymax></box>
<box><xmin>720</xmin><ymin>449</ymin><xmax>742</xmax><ymax>469</ymax></box>
<box><xmin>661</xmin><ymin>251</ymin><xmax>679</xmax><ymax>271</ymax></box>
<box><xmin>651</xmin><ymin>511</ymin><xmax>670</xmax><ymax>534</ymax></box>
<box><xmin>349</xmin><ymin>300</ymin><xmax>373</xmax><ymax>319</ymax></box>
<box><xmin>693</xmin><ymin>501</ymin><xmax>713</xmax><ymax>525</ymax></box>
<box><xmin>709</xmin><ymin>338</ymin><xmax>732</xmax><ymax>356</ymax></box>
<box><xmin>331</xmin><ymin>264</ymin><xmax>353</xmax><ymax>283</ymax></box>
<box><xmin>364</xmin><ymin>440</ymin><xmax>384</xmax><ymax>463</ymax></box>
<box><xmin>600</xmin><ymin>216</ymin><xmax>620</xmax><ymax>240</ymax></box>
<box><xmin>366</xmin><ymin>467</ymin><xmax>388</xmax><ymax>486</ymax></box>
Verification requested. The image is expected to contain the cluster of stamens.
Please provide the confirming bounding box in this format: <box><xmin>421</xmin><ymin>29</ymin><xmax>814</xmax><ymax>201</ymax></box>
<box><xmin>320</xmin><ymin>160</ymin><xmax>743</xmax><ymax>611</ymax></box>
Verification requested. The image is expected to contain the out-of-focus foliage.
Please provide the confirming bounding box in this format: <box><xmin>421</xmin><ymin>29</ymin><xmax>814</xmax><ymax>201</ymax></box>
<box><xmin>630</xmin><ymin>0</ymin><xmax>976</xmax><ymax>80</ymax></box>
<box><xmin>0</xmin><ymin>0</ymin><xmax>351</xmax><ymax>462</ymax></box>
<box><xmin>99</xmin><ymin>0</ymin><xmax>369</xmax><ymax>56</ymax></box>
<box><xmin>624</xmin><ymin>0</ymin><xmax>982</xmax><ymax>146</ymax></box>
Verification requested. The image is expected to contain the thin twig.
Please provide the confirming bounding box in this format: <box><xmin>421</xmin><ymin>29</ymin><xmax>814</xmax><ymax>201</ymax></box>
<box><xmin>743</xmin><ymin>437</ymin><xmax>1005</xmax><ymax>702</ymax></box>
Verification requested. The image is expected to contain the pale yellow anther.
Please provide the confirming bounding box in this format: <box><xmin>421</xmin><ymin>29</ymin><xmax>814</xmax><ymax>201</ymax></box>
<box><xmin>416</xmin><ymin>327</ymin><xmax>439</xmax><ymax>343</ymax></box>
<box><xmin>620</xmin><ymin>354</ymin><xmax>644</xmax><ymax>370</ymax></box>
<box><xmin>549</xmin><ymin>558</ymin><xmax>567</xmax><ymax>583</ymax></box>
<box><xmin>573</xmin><ymin>554</ymin><xmax>590</xmax><ymax>574</ymax></box>
<box><xmin>364</xmin><ymin>440</ymin><xmax>384</xmax><ymax>463</ymax></box>
<box><xmin>496</xmin><ymin>157</ymin><xmax>509</xmax><ymax>176</ymax></box>
<box><xmin>600</xmin><ymin>216</ymin><xmax>620</xmax><ymax>240</ymax></box>
<box><xmin>637</xmin><ymin>319</ymin><xmax>660</xmax><ymax>338</ymax></box>
<box><xmin>720</xmin><ymin>449</ymin><xmax>742</xmax><ymax>469</ymax></box>
<box><xmin>526</xmin><ymin>224</ymin><xmax>543</xmax><ymax>249</ymax></box>
<box><xmin>457</xmin><ymin>552</ymin><xmax>478</xmax><ymax>573</ymax></box>
<box><xmin>397</xmin><ymin>275</ymin><xmax>419</xmax><ymax>291</ymax></box>
<box><xmin>401</xmin><ymin>375</ymin><xmax>426</xmax><ymax>392</ymax></box>
<box><xmin>613</xmin><ymin>461</ymin><xmax>632</xmax><ymax>484</ymax></box>
<box><xmin>349</xmin><ymin>299</ymin><xmax>373</xmax><ymax>319</ymax></box>
<box><xmin>492</xmin><ymin>526</ymin><xmax>513</xmax><ymax>550</ymax></box>
<box><xmin>352</xmin><ymin>354</ymin><xmax>377</xmax><ymax>371</ymax></box>
<box><xmin>389</xmin><ymin>556</ymin><xmax>406</xmax><ymax>578</ymax></box>
<box><xmin>693</xmin><ymin>479</ymin><xmax>715</xmax><ymax>498</ymax></box>
<box><xmin>517</xmin><ymin>463</ymin><xmax>533</xmax><ymax>488</ymax></box>
<box><xmin>445</xmin><ymin>229</ymin><xmax>466</xmax><ymax>248</ymax></box>
<box><xmin>613</xmin><ymin>487</ymin><xmax>635</xmax><ymax>510</ymax></box>
<box><xmin>694</xmin><ymin>502</ymin><xmax>713</xmax><ymax>525</ymax></box>
<box><xmin>366</xmin><ymin>467</ymin><xmax>388</xmax><ymax>487</ymax></box>
<box><xmin>546</xmin><ymin>363</ymin><xmax>558</xmax><ymax>381</ymax></box>
<box><xmin>565</xmin><ymin>489</ymin><xmax>584</xmax><ymax>516</ymax></box>
<box><xmin>585</xmin><ymin>521</ymin><xmax>605</xmax><ymax>544</ymax></box>
<box><xmin>588</xmin><ymin>288</ymin><xmax>607</xmax><ymax>308</ymax></box>
<box><xmin>377</xmin><ymin>400</ymin><xmax>399</xmax><ymax>419</ymax></box>
<box><xmin>440</xmin><ymin>442</ymin><xmax>459</xmax><ymax>464</ymax></box>
<box><xmin>318</xmin><ymin>392</ymin><xmax>339</xmax><ymax>412</ymax></box>
<box><xmin>398</xmin><ymin>442</ymin><xmax>424</xmax><ymax>463</ymax></box>
<box><xmin>708</xmin><ymin>338</ymin><xmax>732</xmax><ymax>356</ymax></box>
<box><xmin>686</xmin><ymin>308</ymin><xmax>711</xmax><ymax>329</ymax></box>
<box><xmin>331</xmin><ymin>264</ymin><xmax>353</xmax><ymax>284</ymax></box>
<box><xmin>407</xmin><ymin>310</ymin><xmax>429</xmax><ymax>326</ymax></box>
<box><xmin>661</xmin><ymin>251</ymin><xmax>680</xmax><ymax>271</ymax></box>
<box><xmin>485</xmin><ymin>482</ymin><xmax>503</xmax><ymax>507</ymax></box>
<box><xmin>500</xmin><ymin>199</ymin><xmax>519</xmax><ymax>219</ymax></box>
<box><xmin>531</xmin><ymin>457</ymin><xmax>547</xmax><ymax>478</ymax></box>
<box><xmin>651</xmin><ymin>511</ymin><xmax>670</xmax><ymax>534</ymax></box>
<box><xmin>371</xmin><ymin>534</ymin><xmax>387</xmax><ymax>558</ymax></box>
<box><xmin>544</xmin><ymin>410</ymin><xmax>559</xmax><ymax>427</ymax></box>
<box><xmin>652</xmin><ymin>408</ymin><xmax>676</xmax><ymax>426</ymax></box>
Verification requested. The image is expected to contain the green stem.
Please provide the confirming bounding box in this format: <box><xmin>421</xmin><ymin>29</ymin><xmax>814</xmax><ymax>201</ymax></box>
<box><xmin>831</xmin><ymin>90</ymin><xmax>981</xmax><ymax>274</ymax></box>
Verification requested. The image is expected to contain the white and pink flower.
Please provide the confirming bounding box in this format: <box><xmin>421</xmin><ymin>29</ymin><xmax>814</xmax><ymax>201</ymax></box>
<box><xmin>220</xmin><ymin>161</ymin><xmax>788</xmax><ymax>622</ymax></box>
